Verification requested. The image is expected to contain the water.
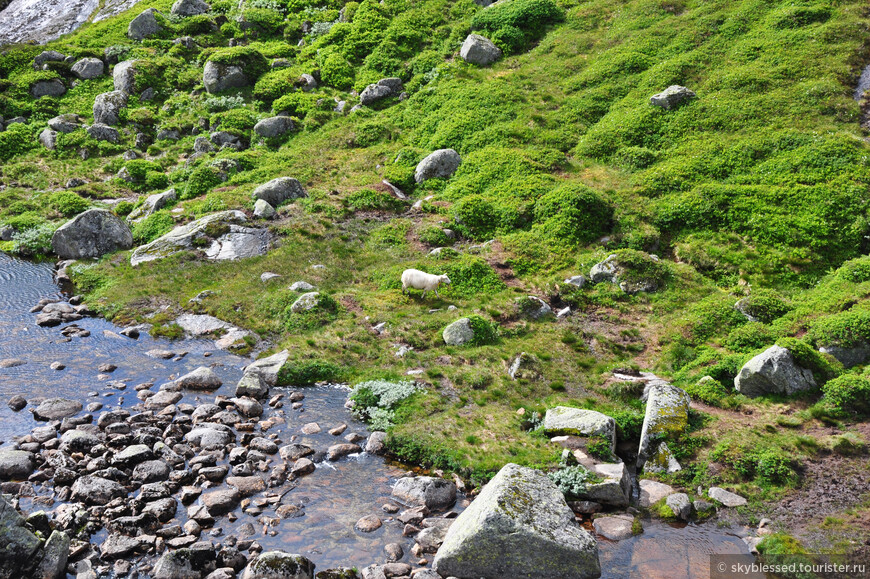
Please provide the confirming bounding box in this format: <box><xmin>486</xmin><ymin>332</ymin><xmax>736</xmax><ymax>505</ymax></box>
<box><xmin>0</xmin><ymin>0</ymin><xmax>141</xmax><ymax>45</ymax></box>
<box><xmin>855</xmin><ymin>64</ymin><xmax>870</xmax><ymax>101</ymax></box>
<box><xmin>0</xmin><ymin>252</ymin><xmax>758</xmax><ymax>575</ymax></box>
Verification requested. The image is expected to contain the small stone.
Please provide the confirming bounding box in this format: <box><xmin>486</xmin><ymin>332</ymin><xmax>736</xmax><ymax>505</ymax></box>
<box><xmin>355</xmin><ymin>514</ymin><xmax>382</xmax><ymax>532</ymax></box>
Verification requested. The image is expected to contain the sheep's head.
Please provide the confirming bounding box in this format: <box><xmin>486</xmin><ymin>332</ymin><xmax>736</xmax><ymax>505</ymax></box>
<box><xmin>439</xmin><ymin>275</ymin><xmax>452</xmax><ymax>285</ymax></box>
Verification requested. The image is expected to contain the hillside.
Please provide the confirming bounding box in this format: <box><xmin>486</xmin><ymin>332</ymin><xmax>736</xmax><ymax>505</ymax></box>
<box><xmin>3</xmin><ymin>0</ymin><xmax>870</xmax><ymax>558</ymax></box>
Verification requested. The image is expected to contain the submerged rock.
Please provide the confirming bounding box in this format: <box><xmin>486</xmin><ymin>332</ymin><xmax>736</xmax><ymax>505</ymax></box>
<box><xmin>241</xmin><ymin>551</ymin><xmax>315</xmax><ymax>579</ymax></box>
<box><xmin>433</xmin><ymin>463</ymin><xmax>601</xmax><ymax>578</ymax></box>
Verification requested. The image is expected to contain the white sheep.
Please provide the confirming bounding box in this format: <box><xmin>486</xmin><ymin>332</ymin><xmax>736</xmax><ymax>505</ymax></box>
<box><xmin>401</xmin><ymin>268</ymin><xmax>451</xmax><ymax>298</ymax></box>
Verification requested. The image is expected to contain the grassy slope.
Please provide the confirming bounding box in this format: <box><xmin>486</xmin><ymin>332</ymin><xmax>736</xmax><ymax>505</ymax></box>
<box><xmin>3</xmin><ymin>0</ymin><xmax>870</xmax><ymax>546</ymax></box>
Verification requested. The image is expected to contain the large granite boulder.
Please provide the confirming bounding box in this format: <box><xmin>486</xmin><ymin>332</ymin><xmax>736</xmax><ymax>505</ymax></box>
<box><xmin>39</xmin><ymin>128</ymin><xmax>57</xmax><ymax>150</ymax></box>
<box><xmin>71</xmin><ymin>57</ymin><xmax>104</xmax><ymax>80</ymax></box>
<box><xmin>414</xmin><ymin>149</ymin><xmax>461</xmax><ymax>183</ymax></box>
<box><xmin>86</xmin><ymin>123</ymin><xmax>120</xmax><ymax>143</ymax></box>
<box><xmin>819</xmin><ymin>344</ymin><xmax>870</xmax><ymax>369</ymax></box>
<box><xmin>251</xmin><ymin>177</ymin><xmax>307</xmax><ymax>207</ymax></box>
<box><xmin>392</xmin><ymin>477</ymin><xmax>456</xmax><ymax>511</ymax></box>
<box><xmin>543</xmin><ymin>407</ymin><xmax>616</xmax><ymax>453</ymax></box>
<box><xmin>734</xmin><ymin>345</ymin><xmax>817</xmax><ymax>398</ymax></box>
<box><xmin>241</xmin><ymin>551</ymin><xmax>315</xmax><ymax>579</ymax></box>
<box><xmin>93</xmin><ymin>90</ymin><xmax>128</xmax><ymax>126</ymax></box>
<box><xmin>432</xmin><ymin>463</ymin><xmax>601</xmax><ymax>579</ymax></box>
<box><xmin>460</xmin><ymin>34</ymin><xmax>502</xmax><ymax>66</ymax></box>
<box><xmin>637</xmin><ymin>380</ymin><xmax>689</xmax><ymax>473</ymax></box>
<box><xmin>203</xmin><ymin>61</ymin><xmax>251</xmax><ymax>94</ymax></box>
<box><xmin>51</xmin><ymin>209</ymin><xmax>133</xmax><ymax>259</ymax></box>
<box><xmin>128</xmin><ymin>8</ymin><xmax>163</xmax><ymax>41</ymax></box>
<box><xmin>131</xmin><ymin>210</ymin><xmax>268</xmax><ymax>266</ymax></box>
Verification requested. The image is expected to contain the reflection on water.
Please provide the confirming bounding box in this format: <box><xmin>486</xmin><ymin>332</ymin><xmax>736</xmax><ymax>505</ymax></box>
<box><xmin>598</xmin><ymin>520</ymin><xmax>758</xmax><ymax>579</ymax></box>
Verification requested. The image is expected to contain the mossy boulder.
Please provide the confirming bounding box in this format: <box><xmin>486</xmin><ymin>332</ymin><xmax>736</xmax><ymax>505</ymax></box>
<box><xmin>637</xmin><ymin>380</ymin><xmax>690</xmax><ymax>474</ymax></box>
<box><xmin>51</xmin><ymin>209</ymin><xmax>133</xmax><ymax>259</ymax></box>
<box><xmin>432</xmin><ymin>463</ymin><xmax>601</xmax><ymax>579</ymax></box>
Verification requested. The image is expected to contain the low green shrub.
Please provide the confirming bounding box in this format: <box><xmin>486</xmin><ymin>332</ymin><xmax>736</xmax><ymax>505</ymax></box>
<box><xmin>533</xmin><ymin>184</ymin><xmax>613</xmax><ymax>245</ymax></box>
<box><xmin>49</xmin><ymin>191</ymin><xmax>89</xmax><ymax>217</ymax></box>
<box><xmin>737</xmin><ymin>289</ymin><xmax>791</xmax><ymax>324</ymax></box>
<box><xmin>11</xmin><ymin>224</ymin><xmax>54</xmax><ymax>256</ymax></box>
<box><xmin>470</xmin><ymin>0</ymin><xmax>565</xmax><ymax>54</ymax></box>
<box><xmin>820</xmin><ymin>374</ymin><xmax>870</xmax><ymax>417</ymax></box>
<box><xmin>726</xmin><ymin>322</ymin><xmax>774</xmax><ymax>353</ymax></box>
<box><xmin>345</xmin><ymin>188</ymin><xmax>405</xmax><ymax>212</ymax></box>
<box><xmin>132</xmin><ymin>212</ymin><xmax>174</xmax><ymax>244</ymax></box>
<box><xmin>808</xmin><ymin>309</ymin><xmax>870</xmax><ymax>348</ymax></box>
<box><xmin>182</xmin><ymin>165</ymin><xmax>225</xmax><ymax>200</ymax></box>
<box><xmin>548</xmin><ymin>465</ymin><xmax>597</xmax><ymax>498</ymax></box>
<box><xmin>277</xmin><ymin>360</ymin><xmax>345</xmax><ymax>385</ymax></box>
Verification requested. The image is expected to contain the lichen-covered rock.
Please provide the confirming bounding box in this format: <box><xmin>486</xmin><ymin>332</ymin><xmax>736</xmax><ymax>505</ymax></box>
<box><xmin>666</xmin><ymin>492</ymin><xmax>693</xmax><ymax>520</ymax></box>
<box><xmin>637</xmin><ymin>380</ymin><xmax>690</xmax><ymax>473</ymax></box>
<box><xmin>131</xmin><ymin>210</ymin><xmax>258</xmax><ymax>266</ymax></box>
<box><xmin>93</xmin><ymin>90</ymin><xmax>128</xmax><ymax>125</ymax></box>
<box><xmin>650</xmin><ymin>85</ymin><xmax>695</xmax><ymax>109</ymax></box>
<box><xmin>254</xmin><ymin>116</ymin><xmax>295</xmax><ymax>138</ymax></box>
<box><xmin>460</xmin><ymin>34</ymin><xmax>502</xmax><ymax>66</ymax></box>
<box><xmin>34</xmin><ymin>529</ymin><xmax>69</xmax><ymax>579</ymax></box>
<box><xmin>241</xmin><ymin>551</ymin><xmax>315</xmax><ymax>579</ymax></box>
<box><xmin>71</xmin><ymin>57</ymin><xmax>104</xmax><ymax>80</ymax></box>
<box><xmin>153</xmin><ymin>549</ymin><xmax>200</xmax><ymax>579</ymax></box>
<box><xmin>592</xmin><ymin>514</ymin><xmax>634</xmax><ymax>541</ymax></box>
<box><xmin>51</xmin><ymin>209</ymin><xmax>133</xmax><ymax>259</ymax></box>
<box><xmin>290</xmin><ymin>292</ymin><xmax>322</xmax><ymax>313</ymax></box>
<box><xmin>414</xmin><ymin>149</ymin><xmax>461</xmax><ymax>183</ymax></box>
<box><xmin>638</xmin><ymin>479</ymin><xmax>675</xmax><ymax>508</ymax></box>
<box><xmin>392</xmin><ymin>476</ymin><xmax>456</xmax><ymax>511</ymax></box>
<box><xmin>515</xmin><ymin>295</ymin><xmax>553</xmax><ymax>319</ymax></box>
<box><xmin>48</xmin><ymin>113</ymin><xmax>82</xmax><ymax>133</ymax></box>
<box><xmin>543</xmin><ymin>407</ymin><xmax>616</xmax><ymax>453</ymax></box>
<box><xmin>127</xmin><ymin>188</ymin><xmax>177</xmax><ymax>223</ymax></box>
<box><xmin>708</xmin><ymin>487</ymin><xmax>747</xmax><ymax>507</ymax></box>
<box><xmin>128</xmin><ymin>8</ymin><xmax>163</xmax><ymax>41</ymax></box>
<box><xmin>442</xmin><ymin>317</ymin><xmax>478</xmax><ymax>346</ymax></box>
<box><xmin>39</xmin><ymin>128</ymin><xmax>57</xmax><ymax>150</ymax></box>
<box><xmin>432</xmin><ymin>463</ymin><xmax>601</xmax><ymax>579</ymax></box>
<box><xmin>251</xmin><ymin>177</ymin><xmax>307</xmax><ymax>208</ymax></box>
<box><xmin>734</xmin><ymin>345</ymin><xmax>817</xmax><ymax>398</ymax></box>
<box><xmin>235</xmin><ymin>371</ymin><xmax>268</xmax><ymax>399</ymax></box>
<box><xmin>71</xmin><ymin>475</ymin><xmax>126</xmax><ymax>505</ymax></box>
<box><xmin>582</xmin><ymin>462</ymin><xmax>630</xmax><ymax>507</ymax></box>
<box><xmin>168</xmin><ymin>366</ymin><xmax>222</xmax><ymax>390</ymax></box>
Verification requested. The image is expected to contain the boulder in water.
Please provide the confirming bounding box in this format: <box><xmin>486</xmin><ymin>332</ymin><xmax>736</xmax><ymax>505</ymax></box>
<box><xmin>241</xmin><ymin>551</ymin><xmax>315</xmax><ymax>579</ymax></box>
<box><xmin>432</xmin><ymin>463</ymin><xmax>601</xmax><ymax>579</ymax></box>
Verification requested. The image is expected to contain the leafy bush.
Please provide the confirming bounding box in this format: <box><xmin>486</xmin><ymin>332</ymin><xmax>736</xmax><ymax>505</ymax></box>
<box><xmin>820</xmin><ymin>374</ymin><xmax>870</xmax><ymax>417</ymax></box>
<box><xmin>452</xmin><ymin>195</ymin><xmax>499</xmax><ymax>239</ymax></box>
<box><xmin>12</xmin><ymin>224</ymin><xmax>55</xmax><ymax>256</ymax></box>
<box><xmin>210</xmin><ymin>108</ymin><xmax>258</xmax><ymax>134</ymax></box>
<box><xmin>283</xmin><ymin>293</ymin><xmax>340</xmax><ymax>330</ymax></box>
<box><xmin>457</xmin><ymin>314</ymin><xmax>499</xmax><ymax>346</ymax></box>
<box><xmin>533</xmin><ymin>184</ymin><xmax>613</xmax><ymax>245</ymax></box>
<box><xmin>272</xmin><ymin>92</ymin><xmax>318</xmax><ymax>116</ymax></box>
<box><xmin>737</xmin><ymin>290</ymin><xmax>791</xmax><ymax>324</ymax></box>
<box><xmin>809</xmin><ymin>310</ymin><xmax>870</xmax><ymax>348</ymax></box>
<box><xmin>838</xmin><ymin>257</ymin><xmax>870</xmax><ymax>283</ymax></box>
<box><xmin>0</xmin><ymin>123</ymin><xmax>35</xmax><ymax>161</ymax></box>
<box><xmin>726</xmin><ymin>322</ymin><xmax>774</xmax><ymax>353</ymax></box>
<box><xmin>345</xmin><ymin>188</ymin><xmax>405</xmax><ymax>212</ymax></box>
<box><xmin>205</xmin><ymin>95</ymin><xmax>246</xmax><ymax>112</ymax></box>
<box><xmin>132</xmin><ymin>212</ymin><xmax>174</xmax><ymax>244</ymax></box>
<box><xmin>438</xmin><ymin>255</ymin><xmax>506</xmax><ymax>298</ymax></box>
<box><xmin>49</xmin><ymin>191</ymin><xmax>89</xmax><ymax>217</ymax></box>
<box><xmin>470</xmin><ymin>0</ymin><xmax>564</xmax><ymax>53</ymax></box>
<box><xmin>418</xmin><ymin>225</ymin><xmax>452</xmax><ymax>247</ymax></box>
<box><xmin>182</xmin><ymin>165</ymin><xmax>225</xmax><ymax>200</ymax></box>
